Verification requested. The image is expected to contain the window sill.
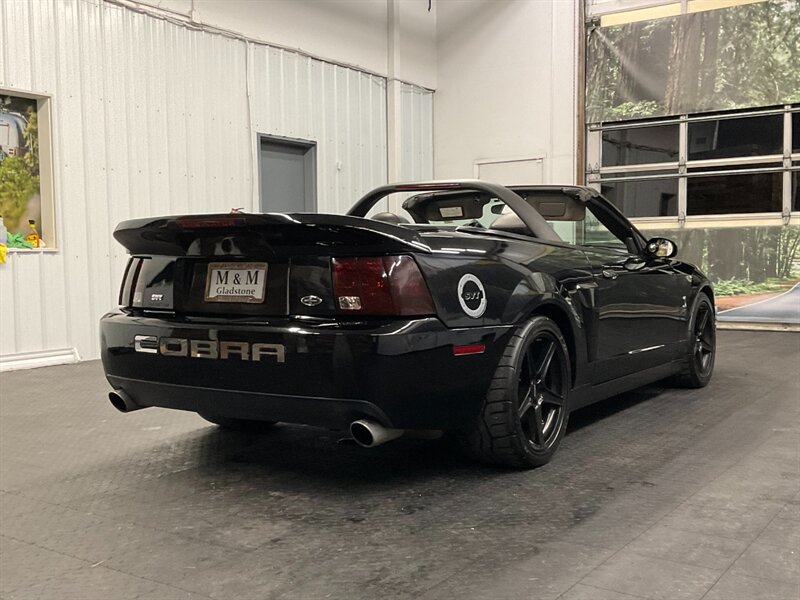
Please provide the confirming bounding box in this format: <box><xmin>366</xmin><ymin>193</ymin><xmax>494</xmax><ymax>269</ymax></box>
<box><xmin>4</xmin><ymin>247</ymin><xmax>59</xmax><ymax>254</ymax></box>
<box><xmin>632</xmin><ymin>213</ymin><xmax>797</xmax><ymax>230</ymax></box>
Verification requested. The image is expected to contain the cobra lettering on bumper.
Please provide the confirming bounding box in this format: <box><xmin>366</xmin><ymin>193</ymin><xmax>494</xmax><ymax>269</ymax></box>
<box><xmin>134</xmin><ymin>335</ymin><xmax>285</xmax><ymax>362</ymax></box>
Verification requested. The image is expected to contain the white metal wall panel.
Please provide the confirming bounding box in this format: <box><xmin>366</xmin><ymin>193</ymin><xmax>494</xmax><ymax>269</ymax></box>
<box><xmin>248</xmin><ymin>44</ymin><xmax>388</xmax><ymax>214</ymax></box>
<box><xmin>0</xmin><ymin>0</ymin><xmax>416</xmax><ymax>363</ymax></box>
<box><xmin>399</xmin><ymin>82</ymin><xmax>434</xmax><ymax>181</ymax></box>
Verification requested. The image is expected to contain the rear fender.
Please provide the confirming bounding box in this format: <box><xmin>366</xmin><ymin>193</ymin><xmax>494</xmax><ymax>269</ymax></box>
<box><xmin>414</xmin><ymin>240</ymin><xmax>592</xmax><ymax>329</ymax></box>
<box><xmin>523</xmin><ymin>298</ymin><xmax>590</xmax><ymax>390</ymax></box>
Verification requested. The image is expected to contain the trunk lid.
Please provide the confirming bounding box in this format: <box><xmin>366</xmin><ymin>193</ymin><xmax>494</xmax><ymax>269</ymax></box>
<box><xmin>114</xmin><ymin>213</ymin><xmax>432</xmax><ymax>318</ymax></box>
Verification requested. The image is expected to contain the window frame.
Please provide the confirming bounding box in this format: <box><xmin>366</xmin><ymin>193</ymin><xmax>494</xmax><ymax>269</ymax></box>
<box><xmin>601</xmin><ymin>122</ymin><xmax>681</xmax><ymax>169</ymax></box>
<box><xmin>586</xmin><ymin>105</ymin><xmax>800</xmax><ymax>229</ymax></box>
<box><xmin>0</xmin><ymin>86</ymin><xmax>57</xmax><ymax>251</ymax></box>
<box><xmin>544</xmin><ymin>196</ymin><xmax>647</xmax><ymax>255</ymax></box>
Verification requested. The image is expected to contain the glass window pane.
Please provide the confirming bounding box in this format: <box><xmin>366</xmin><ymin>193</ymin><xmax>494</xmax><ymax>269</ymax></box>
<box><xmin>600</xmin><ymin>177</ymin><xmax>679</xmax><ymax>217</ymax></box>
<box><xmin>793</xmin><ymin>166</ymin><xmax>799</xmax><ymax>212</ymax></box>
<box><xmin>793</xmin><ymin>113</ymin><xmax>799</xmax><ymax>154</ymax></box>
<box><xmin>0</xmin><ymin>96</ymin><xmax>42</xmax><ymax>241</ymax></box>
<box><xmin>579</xmin><ymin>208</ymin><xmax>628</xmax><ymax>249</ymax></box>
<box><xmin>687</xmin><ymin>115</ymin><xmax>782</xmax><ymax>160</ymax></box>
<box><xmin>687</xmin><ymin>172</ymin><xmax>782</xmax><ymax>215</ymax></box>
<box><xmin>546</xmin><ymin>209</ymin><xmax>628</xmax><ymax>249</ymax></box>
<box><xmin>602</xmin><ymin>125</ymin><xmax>679</xmax><ymax>167</ymax></box>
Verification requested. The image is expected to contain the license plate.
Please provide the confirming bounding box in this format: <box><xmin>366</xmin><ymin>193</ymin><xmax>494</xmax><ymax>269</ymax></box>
<box><xmin>204</xmin><ymin>262</ymin><xmax>268</xmax><ymax>303</ymax></box>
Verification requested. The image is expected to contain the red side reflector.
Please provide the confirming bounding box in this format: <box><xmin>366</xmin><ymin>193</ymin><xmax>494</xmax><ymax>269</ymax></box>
<box><xmin>453</xmin><ymin>344</ymin><xmax>485</xmax><ymax>356</ymax></box>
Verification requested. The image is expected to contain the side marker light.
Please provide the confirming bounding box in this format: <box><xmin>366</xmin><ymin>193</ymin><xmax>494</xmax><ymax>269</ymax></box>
<box><xmin>452</xmin><ymin>343</ymin><xmax>485</xmax><ymax>356</ymax></box>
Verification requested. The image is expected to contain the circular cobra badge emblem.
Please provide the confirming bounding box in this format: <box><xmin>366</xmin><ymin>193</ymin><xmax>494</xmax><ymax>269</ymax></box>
<box><xmin>458</xmin><ymin>274</ymin><xmax>487</xmax><ymax>318</ymax></box>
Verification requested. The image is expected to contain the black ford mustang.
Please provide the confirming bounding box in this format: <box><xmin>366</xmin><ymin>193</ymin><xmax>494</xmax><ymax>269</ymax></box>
<box><xmin>100</xmin><ymin>180</ymin><xmax>715</xmax><ymax>468</ymax></box>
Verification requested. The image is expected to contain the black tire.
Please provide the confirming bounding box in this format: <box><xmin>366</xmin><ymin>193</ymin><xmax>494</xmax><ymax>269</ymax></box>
<box><xmin>671</xmin><ymin>293</ymin><xmax>716</xmax><ymax>388</ymax></box>
<box><xmin>460</xmin><ymin>316</ymin><xmax>571</xmax><ymax>469</ymax></box>
<box><xmin>198</xmin><ymin>413</ymin><xmax>277</xmax><ymax>432</ymax></box>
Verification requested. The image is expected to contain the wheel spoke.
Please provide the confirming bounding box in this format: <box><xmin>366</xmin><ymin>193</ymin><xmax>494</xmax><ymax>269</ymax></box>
<box><xmin>697</xmin><ymin>308</ymin><xmax>709</xmax><ymax>334</ymax></box>
<box><xmin>542</xmin><ymin>409</ymin><xmax>556</xmax><ymax>437</ymax></box>
<box><xmin>518</xmin><ymin>388</ymin><xmax>535</xmax><ymax>418</ymax></box>
<box><xmin>540</xmin><ymin>388</ymin><xmax>564</xmax><ymax>408</ymax></box>
<box><xmin>536</xmin><ymin>340</ymin><xmax>556</xmax><ymax>381</ymax></box>
<box><xmin>525</xmin><ymin>347</ymin><xmax>537</xmax><ymax>383</ymax></box>
<box><xmin>700</xmin><ymin>339</ymin><xmax>713</xmax><ymax>352</ymax></box>
<box><xmin>532</xmin><ymin>405</ymin><xmax>545</xmax><ymax>445</ymax></box>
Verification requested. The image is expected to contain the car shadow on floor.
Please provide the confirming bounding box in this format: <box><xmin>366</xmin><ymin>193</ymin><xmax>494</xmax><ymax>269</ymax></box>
<box><xmin>166</xmin><ymin>382</ymin><xmax>671</xmax><ymax>491</ymax></box>
<box><xmin>41</xmin><ymin>380</ymin><xmax>697</xmax><ymax>548</ymax></box>
<box><xmin>566</xmin><ymin>384</ymin><xmax>666</xmax><ymax>433</ymax></box>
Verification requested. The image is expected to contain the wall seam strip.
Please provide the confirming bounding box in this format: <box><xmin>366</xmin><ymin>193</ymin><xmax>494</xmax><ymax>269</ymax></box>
<box><xmin>100</xmin><ymin>0</ymin><xmax>434</xmax><ymax>92</ymax></box>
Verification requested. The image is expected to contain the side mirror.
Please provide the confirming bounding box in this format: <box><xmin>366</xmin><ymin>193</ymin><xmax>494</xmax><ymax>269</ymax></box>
<box><xmin>645</xmin><ymin>237</ymin><xmax>678</xmax><ymax>259</ymax></box>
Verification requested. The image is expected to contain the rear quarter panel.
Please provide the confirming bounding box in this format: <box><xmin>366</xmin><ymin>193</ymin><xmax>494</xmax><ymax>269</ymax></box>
<box><xmin>414</xmin><ymin>235</ymin><xmax>596</xmax><ymax>389</ymax></box>
<box><xmin>415</xmin><ymin>235</ymin><xmax>592</xmax><ymax>328</ymax></box>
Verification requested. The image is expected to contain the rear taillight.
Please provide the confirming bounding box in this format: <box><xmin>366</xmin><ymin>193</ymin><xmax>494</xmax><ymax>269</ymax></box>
<box><xmin>331</xmin><ymin>255</ymin><xmax>435</xmax><ymax>316</ymax></box>
<box><xmin>118</xmin><ymin>257</ymin><xmax>144</xmax><ymax>307</ymax></box>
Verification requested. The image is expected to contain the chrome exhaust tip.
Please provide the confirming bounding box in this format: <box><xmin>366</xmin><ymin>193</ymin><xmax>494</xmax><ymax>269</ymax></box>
<box><xmin>108</xmin><ymin>389</ymin><xmax>143</xmax><ymax>413</ymax></box>
<box><xmin>349</xmin><ymin>419</ymin><xmax>404</xmax><ymax>448</ymax></box>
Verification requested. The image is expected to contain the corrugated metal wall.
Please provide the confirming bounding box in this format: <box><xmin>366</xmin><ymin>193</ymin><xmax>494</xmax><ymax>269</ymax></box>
<box><xmin>248</xmin><ymin>44</ymin><xmax>388</xmax><ymax>215</ymax></box>
<box><xmin>0</xmin><ymin>0</ymin><xmax>433</xmax><ymax>364</ymax></box>
<box><xmin>399</xmin><ymin>82</ymin><xmax>434</xmax><ymax>181</ymax></box>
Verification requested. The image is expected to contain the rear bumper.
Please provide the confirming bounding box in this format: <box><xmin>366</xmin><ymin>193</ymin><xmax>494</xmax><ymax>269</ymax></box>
<box><xmin>100</xmin><ymin>311</ymin><xmax>513</xmax><ymax>430</ymax></box>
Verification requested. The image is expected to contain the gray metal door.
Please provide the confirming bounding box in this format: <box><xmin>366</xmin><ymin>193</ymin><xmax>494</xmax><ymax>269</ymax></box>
<box><xmin>259</xmin><ymin>136</ymin><xmax>316</xmax><ymax>213</ymax></box>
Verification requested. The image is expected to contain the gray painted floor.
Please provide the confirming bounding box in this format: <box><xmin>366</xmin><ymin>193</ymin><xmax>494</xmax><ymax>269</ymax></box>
<box><xmin>1</xmin><ymin>331</ymin><xmax>798</xmax><ymax>600</ymax></box>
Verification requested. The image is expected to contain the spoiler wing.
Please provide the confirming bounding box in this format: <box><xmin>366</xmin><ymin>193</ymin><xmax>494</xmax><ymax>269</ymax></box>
<box><xmin>113</xmin><ymin>213</ymin><xmax>432</xmax><ymax>256</ymax></box>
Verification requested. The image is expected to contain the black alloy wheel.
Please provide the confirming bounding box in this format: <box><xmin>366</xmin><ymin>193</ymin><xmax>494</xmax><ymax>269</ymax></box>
<box><xmin>693</xmin><ymin>300</ymin><xmax>714</xmax><ymax>377</ymax></box>
<box><xmin>672</xmin><ymin>293</ymin><xmax>716</xmax><ymax>388</ymax></box>
<box><xmin>517</xmin><ymin>333</ymin><xmax>567</xmax><ymax>452</ymax></box>
<box><xmin>460</xmin><ymin>316</ymin><xmax>571</xmax><ymax>469</ymax></box>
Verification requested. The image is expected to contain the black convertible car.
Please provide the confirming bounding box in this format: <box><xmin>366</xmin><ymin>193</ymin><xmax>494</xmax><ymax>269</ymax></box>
<box><xmin>100</xmin><ymin>180</ymin><xmax>715</xmax><ymax>468</ymax></box>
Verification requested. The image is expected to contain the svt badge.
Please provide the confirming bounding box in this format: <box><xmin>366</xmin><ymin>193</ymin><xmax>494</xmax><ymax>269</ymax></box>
<box><xmin>458</xmin><ymin>274</ymin><xmax>487</xmax><ymax>318</ymax></box>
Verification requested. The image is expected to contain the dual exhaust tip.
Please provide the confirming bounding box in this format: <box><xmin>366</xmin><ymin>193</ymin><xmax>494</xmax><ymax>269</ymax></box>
<box><xmin>348</xmin><ymin>420</ymin><xmax>441</xmax><ymax>447</ymax></box>
<box><xmin>108</xmin><ymin>389</ymin><xmax>143</xmax><ymax>413</ymax></box>
<box><xmin>349</xmin><ymin>419</ymin><xmax>404</xmax><ymax>448</ymax></box>
<box><xmin>108</xmin><ymin>392</ymin><xmax>426</xmax><ymax>449</ymax></box>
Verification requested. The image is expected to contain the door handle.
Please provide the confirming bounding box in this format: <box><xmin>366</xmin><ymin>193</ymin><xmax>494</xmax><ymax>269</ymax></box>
<box><xmin>601</xmin><ymin>269</ymin><xmax>618</xmax><ymax>280</ymax></box>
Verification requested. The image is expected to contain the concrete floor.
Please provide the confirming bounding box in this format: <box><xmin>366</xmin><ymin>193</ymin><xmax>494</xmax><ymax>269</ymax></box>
<box><xmin>1</xmin><ymin>331</ymin><xmax>798</xmax><ymax>600</ymax></box>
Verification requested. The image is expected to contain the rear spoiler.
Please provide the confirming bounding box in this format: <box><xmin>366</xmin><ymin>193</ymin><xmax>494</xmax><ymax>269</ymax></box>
<box><xmin>113</xmin><ymin>213</ymin><xmax>432</xmax><ymax>256</ymax></box>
